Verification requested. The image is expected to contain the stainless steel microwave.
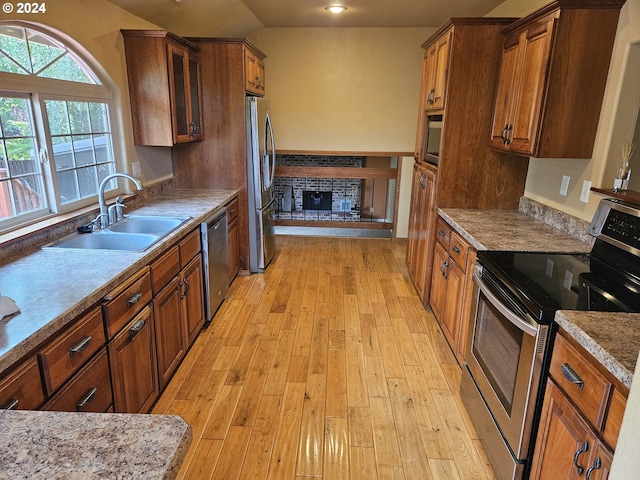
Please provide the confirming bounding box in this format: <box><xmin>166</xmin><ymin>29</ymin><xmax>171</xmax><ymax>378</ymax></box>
<box><xmin>423</xmin><ymin>114</ymin><xmax>442</xmax><ymax>165</ymax></box>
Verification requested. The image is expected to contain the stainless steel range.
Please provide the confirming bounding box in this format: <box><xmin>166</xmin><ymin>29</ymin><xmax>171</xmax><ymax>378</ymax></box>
<box><xmin>460</xmin><ymin>198</ymin><xmax>640</xmax><ymax>480</ymax></box>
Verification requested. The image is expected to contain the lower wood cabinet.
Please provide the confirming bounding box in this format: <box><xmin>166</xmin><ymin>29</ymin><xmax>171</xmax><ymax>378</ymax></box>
<box><xmin>43</xmin><ymin>348</ymin><xmax>112</xmax><ymax>413</ymax></box>
<box><xmin>429</xmin><ymin>217</ymin><xmax>476</xmax><ymax>362</ymax></box>
<box><xmin>227</xmin><ymin>197</ymin><xmax>240</xmax><ymax>283</ymax></box>
<box><xmin>108</xmin><ymin>305</ymin><xmax>159</xmax><ymax>414</ymax></box>
<box><xmin>0</xmin><ymin>356</ymin><xmax>45</xmax><ymax>410</ymax></box>
<box><xmin>182</xmin><ymin>254</ymin><xmax>205</xmax><ymax>346</ymax></box>
<box><xmin>530</xmin><ymin>330</ymin><xmax>627</xmax><ymax>480</ymax></box>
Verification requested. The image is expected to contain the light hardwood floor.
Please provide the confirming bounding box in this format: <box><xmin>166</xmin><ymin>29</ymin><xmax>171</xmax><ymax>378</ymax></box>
<box><xmin>152</xmin><ymin>235</ymin><xmax>496</xmax><ymax>479</ymax></box>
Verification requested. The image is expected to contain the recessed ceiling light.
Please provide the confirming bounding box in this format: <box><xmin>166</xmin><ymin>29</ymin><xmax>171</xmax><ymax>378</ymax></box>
<box><xmin>325</xmin><ymin>5</ymin><xmax>347</xmax><ymax>14</ymax></box>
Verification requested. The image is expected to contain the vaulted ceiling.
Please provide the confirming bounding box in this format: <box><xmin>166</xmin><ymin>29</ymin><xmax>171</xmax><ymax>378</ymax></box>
<box><xmin>107</xmin><ymin>0</ymin><xmax>506</xmax><ymax>37</ymax></box>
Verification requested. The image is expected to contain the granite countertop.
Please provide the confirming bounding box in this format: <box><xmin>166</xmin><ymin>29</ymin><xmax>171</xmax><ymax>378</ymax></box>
<box><xmin>555</xmin><ymin>311</ymin><xmax>638</xmax><ymax>390</ymax></box>
<box><xmin>439</xmin><ymin>206</ymin><xmax>638</xmax><ymax>390</ymax></box>
<box><xmin>0</xmin><ymin>410</ymin><xmax>191</xmax><ymax>480</ymax></box>
<box><xmin>0</xmin><ymin>188</ymin><xmax>237</xmax><ymax>374</ymax></box>
<box><xmin>438</xmin><ymin>208</ymin><xmax>593</xmax><ymax>253</ymax></box>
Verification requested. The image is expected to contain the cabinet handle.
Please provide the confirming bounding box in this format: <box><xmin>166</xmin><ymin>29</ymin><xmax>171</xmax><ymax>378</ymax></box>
<box><xmin>1</xmin><ymin>398</ymin><xmax>19</xmax><ymax>410</ymax></box>
<box><xmin>69</xmin><ymin>335</ymin><xmax>92</xmax><ymax>356</ymax></box>
<box><xmin>76</xmin><ymin>387</ymin><xmax>98</xmax><ymax>410</ymax></box>
<box><xmin>501</xmin><ymin>124</ymin><xmax>513</xmax><ymax>145</ymax></box>
<box><xmin>440</xmin><ymin>260</ymin><xmax>448</xmax><ymax>279</ymax></box>
<box><xmin>585</xmin><ymin>457</ymin><xmax>602</xmax><ymax>480</ymax></box>
<box><xmin>561</xmin><ymin>363</ymin><xmax>585</xmax><ymax>390</ymax></box>
<box><xmin>437</xmin><ymin>229</ymin><xmax>446</xmax><ymax>238</ymax></box>
<box><xmin>128</xmin><ymin>319</ymin><xmax>145</xmax><ymax>340</ymax></box>
<box><xmin>127</xmin><ymin>292</ymin><xmax>143</xmax><ymax>308</ymax></box>
<box><xmin>419</xmin><ymin>173</ymin><xmax>426</xmax><ymax>189</ymax></box>
<box><xmin>573</xmin><ymin>440</ymin><xmax>589</xmax><ymax>476</ymax></box>
<box><xmin>452</xmin><ymin>245</ymin><xmax>460</xmax><ymax>254</ymax></box>
<box><xmin>427</xmin><ymin>88</ymin><xmax>435</xmax><ymax>104</ymax></box>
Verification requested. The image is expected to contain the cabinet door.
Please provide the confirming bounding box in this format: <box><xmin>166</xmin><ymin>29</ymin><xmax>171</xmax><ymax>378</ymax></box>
<box><xmin>0</xmin><ymin>356</ymin><xmax>45</xmax><ymax>410</ymax></box>
<box><xmin>182</xmin><ymin>254</ymin><xmax>205</xmax><ymax>346</ymax></box>
<box><xmin>442</xmin><ymin>260</ymin><xmax>464</xmax><ymax>352</ymax></box>
<box><xmin>423</xmin><ymin>44</ymin><xmax>438</xmax><ymax>110</ymax></box>
<box><xmin>431</xmin><ymin>32</ymin><xmax>450</xmax><ymax>110</ymax></box>
<box><xmin>490</xmin><ymin>33</ymin><xmax>522</xmax><ymax>150</ymax></box>
<box><xmin>188</xmin><ymin>57</ymin><xmax>203</xmax><ymax>140</ymax></box>
<box><xmin>168</xmin><ymin>44</ymin><xmax>190</xmax><ymax>143</ymax></box>
<box><xmin>245</xmin><ymin>48</ymin><xmax>265</xmax><ymax>96</ymax></box>
<box><xmin>429</xmin><ymin>241</ymin><xmax>448</xmax><ymax>321</ymax></box>
<box><xmin>154</xmin><ymin>276</ymin><xmax>187</xmax><ymax>390</ymax></box>
<box><xmin>108</xmin><ymin>305</ymin><xmax>159</xmax><ymax>413</ymax></box>
<box><xmin>508</xmin><ymin>17</ymin><xmax>555</xmax><ymax>155</ymax></box>
<box><xmin>531</xmin><ymin>379</ymin><xmax>598</xmax><ymax>480</ymax></box>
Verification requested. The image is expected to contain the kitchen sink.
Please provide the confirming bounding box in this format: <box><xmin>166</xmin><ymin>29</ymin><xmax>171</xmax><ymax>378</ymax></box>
<box><xmin>106</xmin><ymin>215</ymin><xmax>189</xmax><ymax>235</ymax></box>
<box><xmin>45</xmin><ymin>231</ymin><xmax>160</xmax><ymax>252</ymax></box>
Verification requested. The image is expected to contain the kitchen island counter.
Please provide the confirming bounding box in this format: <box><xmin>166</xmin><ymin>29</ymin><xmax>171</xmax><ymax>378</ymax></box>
<box><xmin>0</xmin><ymin>409</ymin><xmax>191</xmax><ymax>479</ymax></box>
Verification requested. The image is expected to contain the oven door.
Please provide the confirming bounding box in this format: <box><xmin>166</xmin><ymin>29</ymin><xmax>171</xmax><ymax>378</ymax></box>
<box><xmin>464</xmin><ymin>266</ymin><xmax>548</xmax><ymax>460</ymax></box>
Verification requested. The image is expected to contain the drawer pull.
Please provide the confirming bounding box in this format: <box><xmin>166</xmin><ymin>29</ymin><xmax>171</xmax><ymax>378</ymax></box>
<box><xmin>127</xmin><ymin>292</ymin><xmax>143</xmax><ymax>308</ymax></box>
<box><xmin>561</xmin><ymin>363</ymin><xmax>585</xmax><ymax>390</ymax></box>
<box><xmin>1</xmin><ymin>398</ymin><xmax>19</xmax><ymax>410</ymax></box>
<box><xmin>129</xmin><ymin>319</ymin><xmax>145</xmax><ymax>339</ymax></box>
<box><xmin>573</xmin><ymin>440</ymin><xmax>589</xmax><ymax>476</ymax></box>
<box><xmin>69</xmin><ymin>336</ymin><xmax>92</xmax><ymax>356</ymax></box>
<box><xmin>452</xmin><ymin>245</ymin><xmax>460</xmax><ymax>254</ymax></box>
<box><xmin>76</xmin><ymin>387</ymin><xmax>98</xmax><ymax>410</ymax></box>
<box><xmin>437</xmin><ymin>229</ymin><xmax>445</xmax><ymax>238</ymax></box>
<box><xmin>586</xmin><ymin>457</ymin><xmax>602</xmax><ymax>480</ymax></box>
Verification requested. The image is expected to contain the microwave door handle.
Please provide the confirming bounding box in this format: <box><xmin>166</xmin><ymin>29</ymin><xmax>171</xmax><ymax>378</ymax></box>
<box><xmin>473</xmin><ymin>272</ymin><xmax>538</xmax><ymax>337</ymax></box>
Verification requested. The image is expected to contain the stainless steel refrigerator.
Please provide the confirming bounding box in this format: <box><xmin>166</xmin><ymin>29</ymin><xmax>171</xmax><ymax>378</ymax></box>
<box><xmin>246</xmin><ymin>96</ymin><xmax>276</xmax><ymax>273</ymax></box>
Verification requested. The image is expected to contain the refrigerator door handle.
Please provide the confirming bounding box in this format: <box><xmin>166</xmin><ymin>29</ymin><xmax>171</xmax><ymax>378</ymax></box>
<box><xmin>266</xmin><ymin>111</ymin><xmax>276</xmax><ymax>188</ymax></box>
<box><xmin>263</xmin><ymin>196</ymin><xmax>276</xmax><ymax>211</ymax></box>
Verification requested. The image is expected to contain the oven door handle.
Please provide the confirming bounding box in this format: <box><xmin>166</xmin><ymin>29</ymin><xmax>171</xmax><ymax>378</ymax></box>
<box><xmin>474</xmin><ymin>272</ymin><xmax>538</xmax><ymax>337</ymax></box>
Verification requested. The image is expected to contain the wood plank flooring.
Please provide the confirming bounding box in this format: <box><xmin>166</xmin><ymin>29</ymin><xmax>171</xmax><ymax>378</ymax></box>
<box><xmin>152</xmin><ymin>235</ymin><xmax>496</xmax><ymax>479</ymax></box>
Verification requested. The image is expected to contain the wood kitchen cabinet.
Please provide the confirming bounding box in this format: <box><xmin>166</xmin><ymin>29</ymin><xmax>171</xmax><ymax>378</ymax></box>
<box><xmin>0</xmin><ymin>356</ymin><xmax>45</xmax><ymax>410</ymax></box>
<box><xmin>121</xmin><ymin>30</ymin><xmax>204</xmax><ymax>146</ymax></box>
<box><xmin>429</xmin><ymin>217</ymin><xmax>476</xmax><ymax>362</ymax></box>
<box><xmin>406</xmin><ymin>162</ymin><xmax>436</xmax><ymax>304</ymax></box>
<box><xmin>152</xmin><ymin>228</ymin><xmax>205</xmax><ymax>389</ymax></box>
<box><xmin>530</xmin><ymin>330</ymin><xmax>627</xmax><ymax>479</ymax></box>
<box><xmin>244</xmin><ymin>46</ymin><xmax>266</xmax><ymax>96</ymax></box>
<box><xmin>409</xmin><ymin>18</ymin><xmax>528</xmax><ymax>305</ymax></box>
<box><xmin>489</xmin><ymin>1</ymin><xmax>625</xmax><ymax>158</ymax></box>
<box><xmin>173</xmin><ymin>39</ymin><xmax>268</xmax><ymax>274</ymax></box>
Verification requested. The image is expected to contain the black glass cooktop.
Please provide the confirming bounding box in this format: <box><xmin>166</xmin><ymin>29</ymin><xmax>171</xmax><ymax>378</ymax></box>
<box><xmin>478</xmin><ymin>247</ymin><xmax>640</xmax><ymax>323</ymax></box>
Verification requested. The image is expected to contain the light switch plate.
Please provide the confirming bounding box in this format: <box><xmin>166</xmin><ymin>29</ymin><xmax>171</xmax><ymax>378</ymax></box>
<box><xmin>560</xmin><ymin>175</ymin><xmax>570</xmax><ymax>196</ymax></box>
<box><xmin>580</xmin><ymin>180</ymin><xmax>591</xmax><ymax>203</ymax></box>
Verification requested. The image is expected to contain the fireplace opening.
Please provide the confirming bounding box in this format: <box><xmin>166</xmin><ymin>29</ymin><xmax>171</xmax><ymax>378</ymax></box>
<box><xmin>303</xmin><ymin>190</ymin><xmax>332</xmax><ymax>210</ymax></box>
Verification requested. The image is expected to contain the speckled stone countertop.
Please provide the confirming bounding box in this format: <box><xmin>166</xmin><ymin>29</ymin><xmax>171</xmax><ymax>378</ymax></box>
<box><xmin>438</xmin><ymin>208</ymin><xmax>593</xmax><ymax>253</ymax></box>
<box><xmin>0</xmin><ymin>410</ymin><xmax>191</xmax><ymax>479</ymax></box>
<box><xmin>0</xmin><ymin>188</ymin><xmax>237</xmax><ymax>374</ymax></box>
<box><xmin>439</xmin><ymin>202</ymin><xmax>638</xmax><ymax>389</ymax></box>
<box><xmin>555</xmin><ymin>311</ymin><xmax>638</xmax><ymax>389</ymax></box>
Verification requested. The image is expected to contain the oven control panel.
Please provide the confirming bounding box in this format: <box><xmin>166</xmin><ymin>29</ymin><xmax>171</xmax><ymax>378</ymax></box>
<box><xmin>589</xmin><ymin>199</ymin><xmax>640</xmax><ymax>252</ymax></box>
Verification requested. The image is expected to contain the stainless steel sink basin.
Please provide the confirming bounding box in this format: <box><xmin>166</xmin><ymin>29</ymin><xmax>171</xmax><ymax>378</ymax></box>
<box><xmin>45</xmin><ymin>231</ymin><xmax>160</xmax><ymax>252</ymax></box>
<box><xmin>106</xmin><ymin>215</ymin><xmax>189</xmax><ymax>235</ymax></box>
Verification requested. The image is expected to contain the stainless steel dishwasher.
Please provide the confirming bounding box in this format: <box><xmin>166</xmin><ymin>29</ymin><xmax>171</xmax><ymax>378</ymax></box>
<box><xmin>201</xmin><ymin>209</ymin><xmax>229</xmax><ymax>323</ymax></box>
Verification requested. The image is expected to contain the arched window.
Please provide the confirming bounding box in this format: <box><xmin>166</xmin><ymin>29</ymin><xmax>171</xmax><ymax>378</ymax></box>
<box><xmin>0</xmin><ymin>23</ymin><xmax>119</xmax><ymax>231</ymax></box>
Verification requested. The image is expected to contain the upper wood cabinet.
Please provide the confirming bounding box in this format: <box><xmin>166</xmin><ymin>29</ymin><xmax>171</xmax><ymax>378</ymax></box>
<box><xmin>490</xmin><ymin>1</ymin><xmax>626</xmax><ymax>158</ymax></box>
<box><xmin>423</xmin><ymin>31</ymin><xmax>450</xmax><ymax>112</ymax></box>
<box><xmin>244</xmin><ymin>45</ymin><xmax>266</xmax><ymax>96</ymax></box>
<box><xmin>121</xmin><ymin>30</ymin><xmax>204</xmax><ymax>146</ymax></box>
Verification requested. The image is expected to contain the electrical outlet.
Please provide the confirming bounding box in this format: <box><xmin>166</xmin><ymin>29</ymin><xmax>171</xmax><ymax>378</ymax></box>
<box><xmin>132</xmin><ymin>161</ymin><xmax>142</xmax><ymax>178</ymax></box>
<box><xmin>369</xmin><ymin>207</ymin><xmax>374</xmax><ymax>213</ymax></box>
<box><xmin>580</xmin><ymin>180</ymin><xmax>592</xmax><ymax>203</ymax></box>
<box><xmin>560</xmin><ymin>175</ymin><xmax>570</xmax><ymax>196</ymax></box>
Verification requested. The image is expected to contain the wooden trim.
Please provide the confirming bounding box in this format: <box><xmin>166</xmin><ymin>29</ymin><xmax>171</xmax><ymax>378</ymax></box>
<box><xmin>421</xmin><ymin>18</ymin><xmax>519</xmax><ymax>49</ymax></box>
<box><xmin>277</xmin><ymin>150</ymin><xmax>413</xmax><ymax>157</ymax></box>
<box><xmin>591</xmin><ymin>188</ymin><xmax>640</xmax><ymax>207</ymax></box>
<box><xmin>186</xmin><ymin>37</ymin><xmax>267</xmax><ymax>59</ymax></box>
<box><xmin>275</xmin><ymin>166</ymin><xmax>397</xmax><ymax>180</ymax></box>
<box><xmin>275</xmin><ymin>219</ymin><xmax>392</xmax><ymax>229</ymax></box>
<box><xmin>121</xmin><ymin>30</ymin><xmax>200</xmax><ymax>52</ymax></box>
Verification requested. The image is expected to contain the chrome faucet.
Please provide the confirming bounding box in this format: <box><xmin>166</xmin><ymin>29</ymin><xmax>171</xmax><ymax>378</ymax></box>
<box><xmin>98</xmin><ymin>173</ymin><xmax>142</xmax><ymax>228</ymax></box>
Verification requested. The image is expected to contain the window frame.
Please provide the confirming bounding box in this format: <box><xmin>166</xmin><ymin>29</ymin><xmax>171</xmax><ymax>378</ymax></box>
<box><xmin>0</xmin><ymin>21</ymin><xmax>125</xmax><ymax>233</ymax></box>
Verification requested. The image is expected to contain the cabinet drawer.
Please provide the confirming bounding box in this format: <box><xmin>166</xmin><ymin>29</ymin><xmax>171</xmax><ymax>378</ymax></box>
<box><xmin>103</xmin><ymin>267</ymin><xmax>152</xmax><ymax>338</ymax></box>
<box><xmin>226</xmin><ymin>198</ymin><xmax>238</xmax><ymax>225</ymax></box>
<box><xmin>549</xmin><ymin>332</ymin><xmax>611</xmax><ymax>429</ymax></box>
<box><xmin>449</xmin><ymin>231</ymin><xmax>469</xmax><ymax>268</ymax></box>
<box><xmin>602</xmin><ymin>388</ymin><xmax>626</xmax><ymax>450</ymax></box>
<box><xmin>43</xmin><ymin>348</ymin><xmax>112</xmax><ymax>413</ymax></box>
<box><xmin>0</xmin><ymin>356</ymin><xmax>45</xmax><ymax>410</ymax></box>
<box><xmin>150</xmin><ymin>245</ymin><xmax>180</xmax><ymax>294</ymax></box>
<box><xmin>179</xmin><ymin>228</ymin><xmax>201</xmax><ymax>268</ymax></box>
<box><xmin>435</xmin><ymin>218</ymin><xmax>451</xmax><ymax>249</ymax></box>
<box><xmin>39</xmin><ymin>305</ymin><xmax>106</xmax><ymax>395</ymax></box>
